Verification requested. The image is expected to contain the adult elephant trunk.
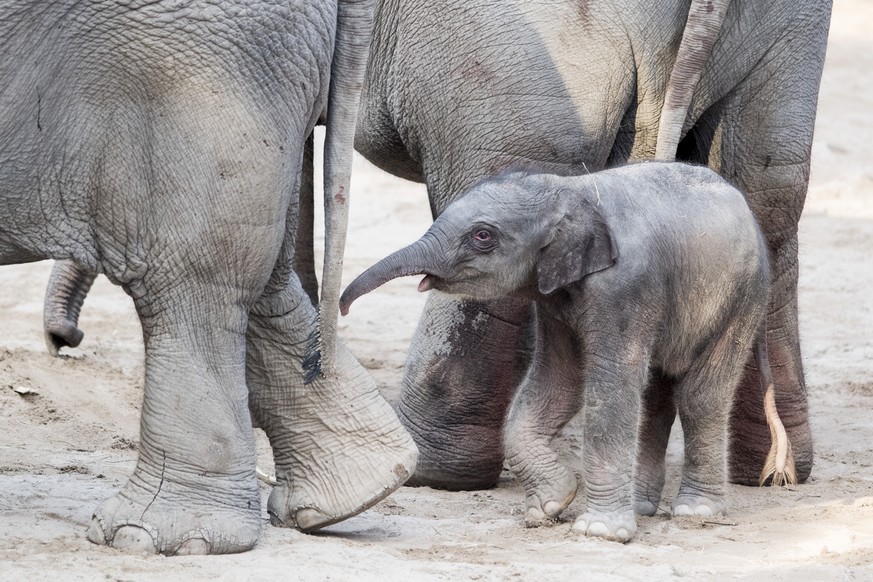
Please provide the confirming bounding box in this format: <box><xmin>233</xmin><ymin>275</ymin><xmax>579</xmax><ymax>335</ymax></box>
<box><xmin>314</xmin><ymin>0</ymin><xmax>377</xmax><ymax>380</ymax></box>
<box><xmin>655</xmin><ymin>0</ymin><xmax>732</xmax><ymax>160</ymax></box>
<box><xmin>340</xmin><ymin>237</ymin><xmax>442</xmax><ymax>316</ymax></box>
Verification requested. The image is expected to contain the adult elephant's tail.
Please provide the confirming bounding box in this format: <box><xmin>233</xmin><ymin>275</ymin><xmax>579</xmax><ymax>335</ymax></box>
<box><xmin>654</xmin><ymin>0</ymin><xmax>732</xmax><ymax>161</ymax></box>
<box><xmin>310</xmin><ymin>0</ymin><xmax>377</xmax><ymax>382</ymax></box>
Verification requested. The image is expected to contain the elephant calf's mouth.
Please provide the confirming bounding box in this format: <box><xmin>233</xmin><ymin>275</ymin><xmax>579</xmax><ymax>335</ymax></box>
<box><xmin>417</xmin><ymin>274</ymin><xmax>439</xmax><ymax>292</ymax></box>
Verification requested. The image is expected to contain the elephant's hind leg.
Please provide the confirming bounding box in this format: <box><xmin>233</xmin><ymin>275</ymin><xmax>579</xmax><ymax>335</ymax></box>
<box><xmin>89</xmin><ymin>231</ymin><xmax>277</xmax><ymax>555</ymax></box>
<box><xmin>246</xmin><ymin>242</ymin><xmax>417</xmax><ymax>532</ymax></box>
<box><xmin>704</xmin><ymin>6</ymin><xmax>830</xmax><ymax>485</ymax></box>
<box><xmin>633</xmin><ymin>373</ymin><xmax>677</xmax><ymax>516</ymax></box>
<box><xmin>84</xmin><ymin>91</ymin><xmax>306</xmax><ymax>554</ymax></box>
<box><xmin>670</xmin><ymin>323</ymin><xmax>760</xmax><ymax>517</ymax></box>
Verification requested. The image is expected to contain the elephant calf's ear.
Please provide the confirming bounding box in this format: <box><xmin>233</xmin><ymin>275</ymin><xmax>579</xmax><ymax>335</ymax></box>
<box><xmin>537</xmin><ymin>206</ymin><xmax>617</xmax><ymax>295</ymax></box>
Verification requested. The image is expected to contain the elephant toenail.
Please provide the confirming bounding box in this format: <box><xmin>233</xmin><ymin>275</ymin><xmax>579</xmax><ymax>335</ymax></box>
<box><xmin>587</xmin><ymin>522</ymin><xmax>610</xmax><ymax>537</ymax></box>
<box><xmin>616</xmin><ymin>528</ymin><xmax>630</xmax><ymax>541</ymax></box>
<box><xmin>85</xmin><ymin>516</ymin><xmax>106</xmax><ymax>545</ymax></box>
<box><xmin>110</xmin><ymin>525</ymin><xmax>158</xmax><ymax>554</ymax></box>
<box><xmin>526</xmin><ymin>506</ymin><xmax>545</xmax><ymax>521</ymax></box>
<box><xmin>543</xmin><ymin>501</ymin><xmax>563</xmax><ymax>517</ymax></box>
<box><xmin>175</xmin><ymin>538</ymin><xmax>210</xmax><ymax>555</ymax></box>
<box><xmin>294</xmin><ymin>508</ymin><xmax>330</xmax><ymax>531</ymax></box>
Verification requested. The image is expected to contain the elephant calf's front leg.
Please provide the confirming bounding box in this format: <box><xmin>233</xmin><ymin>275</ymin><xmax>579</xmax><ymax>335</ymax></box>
<box><xmin>504</xmin><ymin>311</ymin><xmax>581</xmax><ymax>525</ymax></box>
<box><xmin>572</xmin><ymin>340</ymin><xmax>651</xmax><ymax>543</ymax></box>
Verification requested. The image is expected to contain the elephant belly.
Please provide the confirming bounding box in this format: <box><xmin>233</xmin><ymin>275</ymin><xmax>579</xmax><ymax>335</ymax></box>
<box><xmin>0</xmin><ymin>0</ymin><xmax>334</xmax><ymax>266</ymax></box>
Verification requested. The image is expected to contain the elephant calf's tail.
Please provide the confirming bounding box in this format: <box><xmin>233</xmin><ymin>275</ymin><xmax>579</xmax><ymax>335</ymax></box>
<box><xmin>754</xmin><ymin>336</ymin><xmax>798</xmax><ymax>487</ymax></box>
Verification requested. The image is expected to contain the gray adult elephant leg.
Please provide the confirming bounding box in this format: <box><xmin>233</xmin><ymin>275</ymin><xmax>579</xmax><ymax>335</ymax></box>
<box><xmin>89</xmin><ymin>268</ymin><xmax>267</xmax><ymax>555</ymax></box>
<box><xmin>504</xmin><ymin>309</ymin><xmax>581</xmax><ymax>524</ymax></box>
<box><xmin>82</xmin><ymin>72</ymin><xmax>312</xmax><ymax>553</ymax></box>
<box><xmin>707</xmin><ymin>8</ymin><xmax>830</xmax><ymax>484</ymax></box>
<box><xmin>44</xmin><ymin>259</ymin><xmax>96</xmax><ymax>356</ymax></box>
<box><xmin>246</xmin><ymin>237</ymin><xmax>417</xmax><ymax>531</ymax></box>
<box><xmin>633</xmin><ymin>374</ymin><xmax>676</xmax><ymax>517</ymax></box>
<box><xmin>399</xmin><ymin>293</ymin><xmax>531</xmax><ymax>490</ymax></box>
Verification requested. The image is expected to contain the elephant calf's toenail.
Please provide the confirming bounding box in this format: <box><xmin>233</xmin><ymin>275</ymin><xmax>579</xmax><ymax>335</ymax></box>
<box><xmin>543</xmin><ymin>501</ymin><xmax>563</xmax><ymax>517</ymax></box>
<box><xmin>587</xmin><ymin>522</ymin><xmax>610</xmax><ymax>537</ymax></box>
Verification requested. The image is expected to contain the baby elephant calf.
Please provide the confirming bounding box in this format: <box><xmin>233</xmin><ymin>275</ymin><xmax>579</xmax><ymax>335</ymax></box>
<box><xmin>341</xmin><ymin>162</ymin><xmax>794</xmax><ymax>542</ymax></box>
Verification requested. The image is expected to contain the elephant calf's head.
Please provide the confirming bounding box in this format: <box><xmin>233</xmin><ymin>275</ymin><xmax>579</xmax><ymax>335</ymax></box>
<box><xmin>340</xmin><ymin>173</ymin><xmax>618</xmax><ymax>314</ymax></box>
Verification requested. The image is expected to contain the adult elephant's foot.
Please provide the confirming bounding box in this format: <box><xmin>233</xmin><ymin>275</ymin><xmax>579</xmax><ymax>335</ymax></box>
<box><xmin>728</xmin><ymin>338</ymin><xmax>813</xmax><ymax>485</ymax></box>
<box><xmin>399</xmin><ymin>294</ymin><xmax>531</xmax><ymax>490</ymax></box>
<box><xmin>399</xmin><ymin>397</ymin><xmax>504</xmax><ymax>491</ymax></box>
<box><xmin>572</xmin><ymin>509</ymin><xmax>636</xmax><ymax>543</ymax></box>
<box><xmin>265</xmin><ymin>346</ymin><xmax>418</xmax><ymax>531</ymax></box>
<box><xmin>87</xmin><ymin>465</ymin><xmax>260</xmax><ymax>555</ymax></box>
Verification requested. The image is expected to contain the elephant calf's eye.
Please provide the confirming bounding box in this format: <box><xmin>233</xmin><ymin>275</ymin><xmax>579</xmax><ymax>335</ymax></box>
<box><xmin>471</xmin><ymin>228</ymin><xmax>497</xmax><ymax>251</ymax></box>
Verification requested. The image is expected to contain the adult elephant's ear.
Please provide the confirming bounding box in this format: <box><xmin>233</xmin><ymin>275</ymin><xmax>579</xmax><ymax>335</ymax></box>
<box><xmin>537</xmin><ymin>201</ymin><xmax>617</xmax><ymax>295</ymax></box>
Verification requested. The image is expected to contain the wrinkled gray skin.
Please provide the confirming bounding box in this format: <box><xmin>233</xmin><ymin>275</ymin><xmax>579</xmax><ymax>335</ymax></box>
<box><xmin>341</xmin><ymin>162</ymin><xmax>771</xmax><ymax>541</ymax></box>
<box><xmin>43</xmin><ymin>0</ymin><xmax>832</xmax><ymax>492</ymax></box>
<box><xmin>352</xmin><ymin>0</ymin><xmax>831</xmax><ymax>489</ymax></box>
<box><xmin>2</xmin><ymin>0</ymin><xmax>417</xmax><ymax>555</ymax></box>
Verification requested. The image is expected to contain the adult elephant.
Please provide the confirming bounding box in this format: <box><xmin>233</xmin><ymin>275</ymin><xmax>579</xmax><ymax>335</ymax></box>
<box><xmin>3</xmin><ymin>0</ymin><xmax>416</xmax><ymax>555</ymax></box>
<box><xmin>353</xmin><ymin>0</ymin><xmax>832</xmax><ymax>490</ymax></box>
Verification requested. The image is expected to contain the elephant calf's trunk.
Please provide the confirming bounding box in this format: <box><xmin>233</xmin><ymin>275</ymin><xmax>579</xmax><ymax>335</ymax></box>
<box><xmin>340</xmin><ymin>240</ymin><xmax>436</xmax><ymax>316</ymax></box>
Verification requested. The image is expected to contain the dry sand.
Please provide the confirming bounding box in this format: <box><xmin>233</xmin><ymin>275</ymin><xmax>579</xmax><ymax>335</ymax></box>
<box><xmin>1</xmin><ymin>1</ymin><xmax>871</xmax><ymax>580</ymax></box>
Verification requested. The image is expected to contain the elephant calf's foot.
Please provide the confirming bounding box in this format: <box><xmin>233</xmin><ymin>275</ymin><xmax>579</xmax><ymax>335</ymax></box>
<box><xmin>671</xmin><ymin>492</ymin><xmax>726</xmax><ymax>517</ymax></box>
<box><xmin>267</xmin><ymin>349</ymin><xmax>418</xmax><ymax>531</ymax></box>
<box><xmin>633</xmin><ymin>481</ymin><xmax>666</xmax><ymax>516</ymax></box>
<box><xmin>516</xmin><ymin>464</ymin><xmax>578</xmax><ymax>525</ymax></box>
<box><xmin>633</xmin><ymin>498</ymin><xmax>659</xmax><ymax>517</ymax></box>
<box><xmin>573</xmin><ymin>509</ymin><xmax>637</xmax><ymax>542</ymax></box>
<box><xmin>87</xmin><ymin>470</ymin><xmax>261</xmax><ymax>555</ymax></box>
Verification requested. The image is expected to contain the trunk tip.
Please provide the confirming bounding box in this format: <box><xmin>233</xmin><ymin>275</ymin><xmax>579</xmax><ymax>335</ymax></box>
<box><xmin>339</xmin><ymin>288</ymin><xmax>355</xmax><ymax>316</ymax></box>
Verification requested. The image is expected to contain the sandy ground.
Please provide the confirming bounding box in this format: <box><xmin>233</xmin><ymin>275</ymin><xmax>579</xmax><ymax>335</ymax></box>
<box><xmin>2</xmin><ymin>1</ymin><xmax>872</xmax><ymax>580</ymax></box>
